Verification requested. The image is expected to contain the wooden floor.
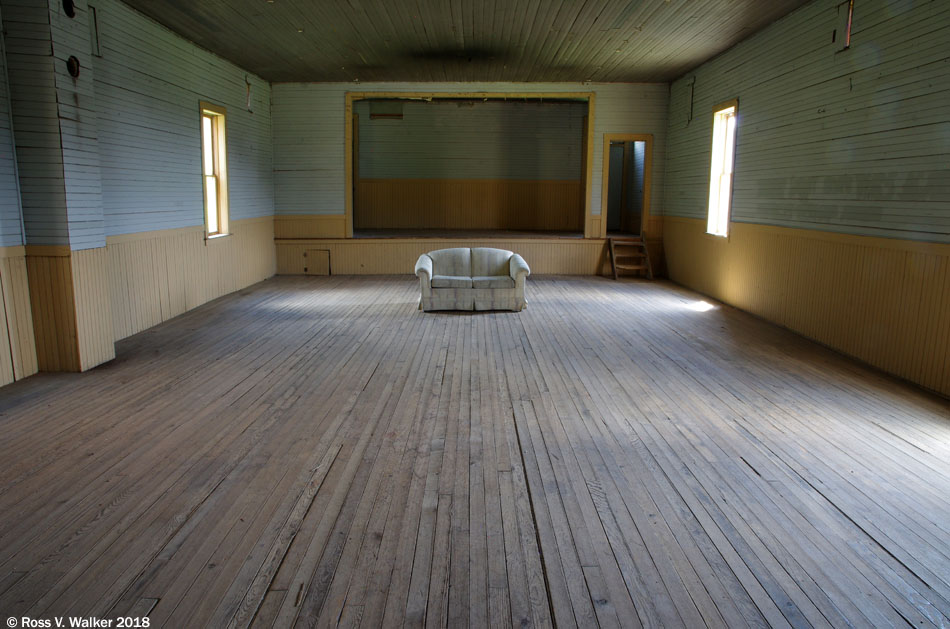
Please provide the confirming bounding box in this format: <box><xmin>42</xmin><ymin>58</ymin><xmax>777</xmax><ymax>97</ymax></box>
<box><xmin>0</xmin><ymin>276</ymin><xmax>948</xmax><ymax>628</ymax></box>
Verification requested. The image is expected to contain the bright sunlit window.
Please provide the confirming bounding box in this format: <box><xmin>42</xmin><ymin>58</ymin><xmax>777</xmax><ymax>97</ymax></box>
<box><xmin>200</xmin><ymin>102</ymin><xmax>229</xmax><ymax>237</ymax></box>
<box><xmin>707</xmin><ymin>100</ymin><xmax>738</xmax><ymax>237</ymax></box>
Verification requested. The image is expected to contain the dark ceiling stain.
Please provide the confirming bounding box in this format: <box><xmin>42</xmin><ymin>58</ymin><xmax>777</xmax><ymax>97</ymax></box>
<box><xmin>406</xmin><ymin>47</ymin><xmax>509</xmax><ymax>64</ymax></box>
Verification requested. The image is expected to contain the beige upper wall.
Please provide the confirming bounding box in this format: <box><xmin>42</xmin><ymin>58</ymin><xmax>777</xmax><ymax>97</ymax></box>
<box><xmin>272</xmin><ymin>82</ymin><xmax>669</xmax><ymax>219</ymax></box>
<box><xmin>662</xmin><ymin>0</ymin><xmax>950</xmax><ymax>243</ymax></box>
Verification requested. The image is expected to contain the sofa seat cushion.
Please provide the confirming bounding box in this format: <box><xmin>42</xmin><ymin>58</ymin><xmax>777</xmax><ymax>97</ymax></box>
<box><xmin>431</xmin><ymin>275</ymin><xmax>473</xmax><ymax>288</ymax></box>
<box><xmin>472</xmin><ymin>275</ymin><xmax>515</xmax><ymax>289</ymax></box>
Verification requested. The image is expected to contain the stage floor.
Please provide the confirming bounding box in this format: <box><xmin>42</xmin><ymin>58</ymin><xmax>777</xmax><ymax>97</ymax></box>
<box><xmin>353</xmin><ymin>228</ymin><xmax>585</xmax><ymax>239</ymax></box>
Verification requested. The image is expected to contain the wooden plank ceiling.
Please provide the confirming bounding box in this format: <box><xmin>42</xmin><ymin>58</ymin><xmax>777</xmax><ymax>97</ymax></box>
<box><xmin>118</xmin><ymin>0</ymin><xmax>812</xmax><ymax>82</ymax></box>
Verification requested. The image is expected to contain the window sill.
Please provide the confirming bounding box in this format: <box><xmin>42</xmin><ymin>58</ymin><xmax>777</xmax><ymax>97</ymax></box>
<box><xmin>704</xmin><ymin>231</ymin><xmax>731</xmax><ymax>242</ymax></box>
<box><xmin>205</xmin><ymin>232</ymin><xmax>231</xmax><ymax>244</ymax></box>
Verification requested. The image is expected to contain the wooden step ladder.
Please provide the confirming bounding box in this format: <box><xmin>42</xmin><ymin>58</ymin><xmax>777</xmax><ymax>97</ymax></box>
<box><xmin>608</xmin><ymin>236</ymin><xmax>653</xmax><ymax>280</ymax></box>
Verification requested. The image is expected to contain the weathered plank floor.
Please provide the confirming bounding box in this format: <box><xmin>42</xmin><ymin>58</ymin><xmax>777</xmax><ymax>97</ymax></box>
<box><xmin>0</xmin><ymin>276</ymin><xmax>948</xmax><ymax>628</ymax></box>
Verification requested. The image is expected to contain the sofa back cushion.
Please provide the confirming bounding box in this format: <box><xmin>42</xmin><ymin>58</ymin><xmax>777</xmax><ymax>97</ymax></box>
<box><xmin>428</xmin><ymin>248</ymin><xmax>471</xmax><ymax>277</ymax></box>
<box><xmin>472</xmin><ymin>248</ymin><xmax>513</xmax><ymax>277</ymax></box>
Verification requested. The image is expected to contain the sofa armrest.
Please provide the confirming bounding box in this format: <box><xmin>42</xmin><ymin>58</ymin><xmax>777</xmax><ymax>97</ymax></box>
<box><xmin>509</xmin><ymin>254</ymin><xmax>530</xmax><ymax>281</ymax></box>
<box><xmin>415</xmin><ymin>254</ymin><xmax>433</xmax><ymax>284</ymax></box>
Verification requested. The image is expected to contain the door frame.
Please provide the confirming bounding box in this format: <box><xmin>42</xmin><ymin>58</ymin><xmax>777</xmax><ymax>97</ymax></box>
<box><xmin>599</xmin><ymin>133</ymin><xmax>653</xmax><ymax>239</ymax></box>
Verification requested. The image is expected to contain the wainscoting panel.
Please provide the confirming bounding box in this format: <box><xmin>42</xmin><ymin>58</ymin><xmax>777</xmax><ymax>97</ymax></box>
<box><xmin>664</xmin><ymin>217</ymin><xmax>950</xmax><ymax>396</ymax></box>
<box><xmin>277</xmin><ymin>238</ymin><xmax>611</xmax><ymax>276</ymax></box>
<box><xmin>26</xmin><ymin>247</ymin><xmax>79</xmax><ymax>372</ymax></box>
<box><xmin>71</xmin><ymin>247</ymin><xmax>117</xmax><ymax>370</ymax></box>
<box><xmin>0</xmin><ymin>248</ymin><xmax>37</xmax><ymax>384</ymax></box>
<box><xmin>274</xmin><ymin>214</ymin><xmax>347</xmax><ymax>239</ymax></box>
<box><xmin>355</xmin><ymin>179</ymin><xmax>583</xmax><ymax>231</ymax></box>
<box><xmin>107</xmin><ymin>217</ymin><xmax>276</xmax><ymax>341</ymax></box>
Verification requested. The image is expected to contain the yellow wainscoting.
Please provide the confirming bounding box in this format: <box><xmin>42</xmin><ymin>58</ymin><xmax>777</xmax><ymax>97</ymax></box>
<box><xmin>355</xmin><ymin>179</ymin><xmax>584</xmax><ymax>231</ymax></box>
<box><xmin>277</xmin><ymin>238</ymin><xmax>611</xmax><ymax>276</ymax></box>
<box><xmin>27</xmin><ymin>245</ymin><xmax>117</xmax><ymax>372</ymax></box>
<box><xmin>644</xmin><ymin>236</ymin><xmax>665</xmax><ymax>278</ymax></box>
<box><xmin>663</xmin><ymin>217</ymin><xmax>950</xmax><ymax>396</ymax></box>
<box><xmin>71</xmin><ymin>247</ymin><xmax>117</xmax><ymax>370</ymax></box>
<box><xmin>26</xmin><ymin>246</ymin><xmax>80</xmax><ymax>372</ymax></box>
<box><xmin>10</xmin><ymin>218</ymin><xmax>277</xmax><ymax>377</ymax></box>
<box><xmin>274</xmin><ymin>214</ymin><xmax>347</xmax><ymax>239</ymax></box>
<box><xmin>107</xmin><ymin>217</ymin><xmax>276</xmax><ymax>341</ymax></box>
<box><xmin>643</xmin><ymin>215</ymin><xmax>663</xmax><ymax>242</ymax></box>
<box><xmin>0</xmin><ymin>246</ymin><xmax>37</xmax><ymax>384</ymax></box>
<box><xmin>646</xmin><ymin>214</ymin><xmax>665</xmax><ymax>277</ymax></box>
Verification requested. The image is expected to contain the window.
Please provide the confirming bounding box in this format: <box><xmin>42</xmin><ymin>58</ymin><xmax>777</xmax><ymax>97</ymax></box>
<box><xmin>200</xmin><ymin>102</ymin><xmax>229</xmax><ymax>237</ymax></box>
<box><xmin>707</xmin><ymin>100</ymin><xmax>738</xmax><ymax>237</ymax></box>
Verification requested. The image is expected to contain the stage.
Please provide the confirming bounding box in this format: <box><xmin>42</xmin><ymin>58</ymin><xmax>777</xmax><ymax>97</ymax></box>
<box><xmin>275</xmin><ymin>231</ymin><xmax>617</xmax><ymax>276</ymax></box>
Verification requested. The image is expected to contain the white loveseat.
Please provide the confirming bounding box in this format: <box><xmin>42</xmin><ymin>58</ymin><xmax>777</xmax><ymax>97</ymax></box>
<box><xmin>414</xmin><ymin>248</ymin><xmax>530</xmax><ymax>312</ymax></box>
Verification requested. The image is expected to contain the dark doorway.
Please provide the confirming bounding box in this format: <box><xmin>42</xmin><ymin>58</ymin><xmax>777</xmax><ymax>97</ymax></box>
<box><xmin>605</xmin><ymin>140</ymin><xmax>646</xmax><ymax>235</ymax></box>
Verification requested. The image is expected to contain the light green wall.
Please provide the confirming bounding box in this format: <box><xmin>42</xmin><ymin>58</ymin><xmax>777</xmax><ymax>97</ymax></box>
<box><xmin>273</xmin><ymin>82</ymin><xmax>670</xmax><ymax>216</ymax></box>
<box><xmin>0</xmin><ymin>6</ymin><xmax>23</xmax><ymax>247</ymax></box>
<box><xmin>355</xmin><ymin>99</ymin><xmax>586</xmax><ymax>180</ymax></box>
<box><xmin>95</xmin><ymin>0</ymin><xmax>274</xmax><ymax>236</ymax></box>
<box><xmin>662</xmin><ymin>0</ymin><xmax>950</xmax><ymax>243</ymax></box>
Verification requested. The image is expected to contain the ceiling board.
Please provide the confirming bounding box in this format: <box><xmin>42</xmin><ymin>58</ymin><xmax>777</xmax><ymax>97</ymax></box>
<box><xmin>118</xmin><ymin>0</ymin><xmax>813</xmax><ymax>83</ymax></box>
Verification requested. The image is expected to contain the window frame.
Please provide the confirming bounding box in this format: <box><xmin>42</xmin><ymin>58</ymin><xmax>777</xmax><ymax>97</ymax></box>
<box><xmin>706</xmin><ymin>98</ymin><xmax>739</xmax><ymax>239</ymax></box>
<box><xmin>199</xmin><ymin>101</ymin><xmax>230</xmax><ymax>239</ymax></box>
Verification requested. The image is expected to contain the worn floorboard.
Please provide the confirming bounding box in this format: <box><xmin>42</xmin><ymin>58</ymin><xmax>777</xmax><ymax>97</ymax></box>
<box><xmin>0</xmin><ymin>275</ymin><xmax>948</xmax><ymax>628</ymax></box>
